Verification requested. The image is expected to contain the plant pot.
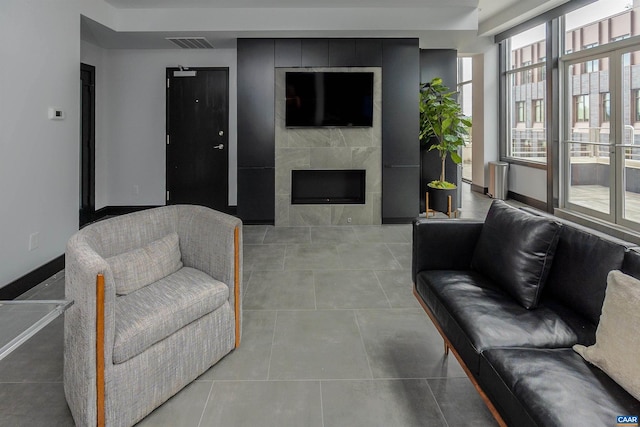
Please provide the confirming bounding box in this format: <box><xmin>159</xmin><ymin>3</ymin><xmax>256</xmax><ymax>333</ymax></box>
<box><xmin>427</xmin><ymin>186</ymin><xmax>458</xmax><ymax>217</ymax></box>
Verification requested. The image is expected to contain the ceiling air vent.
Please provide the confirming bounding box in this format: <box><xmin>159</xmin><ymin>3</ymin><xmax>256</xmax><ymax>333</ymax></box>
<box><xmin>166</xmin><ymin>37</ymin><xmax>214</xmax><ymax>49</ymax></box>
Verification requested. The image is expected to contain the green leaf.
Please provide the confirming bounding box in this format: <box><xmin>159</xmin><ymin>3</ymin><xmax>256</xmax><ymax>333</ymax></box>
<box><xmin>450</xmin><ymin>151</ymin><xmax>462</xmax><ymax>164</ymax></box>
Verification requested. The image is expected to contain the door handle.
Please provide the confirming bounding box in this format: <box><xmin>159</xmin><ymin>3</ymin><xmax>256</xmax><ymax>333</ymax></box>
<box><xmin>213</xmin><ymin>144</ymin><xmax>224</xmax><ymax>150</ymax></box>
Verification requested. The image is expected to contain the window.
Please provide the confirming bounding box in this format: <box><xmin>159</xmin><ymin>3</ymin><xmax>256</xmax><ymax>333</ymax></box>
<box><xmin>458</xmin><ymin>57</ymin><xmax>473</xmax><ymax>182</ymax></box>
<box><xmin>585</xmin><ymin>58</ymin><xmax>599</xmax><ymax>73</ymax></box>
<box><xmin>503</xmin><ymin>23</ymin><xmax>547</xmax><ymax>162</ymax></box>
<box><xmin>612</xmin><ymin>34</ymin><xmax>630</xmax><ymax>42</ymax></box>
<box><xmin>565</xmin><ymin>1</ymin><xmax>631</xmax><ymax>54</ymax></box>
<box><xmin>534</xmin><ymin>99</ymin><xmax>544</xmax><ymax>123</ymax></box>
<box><xmin>497</xmin><ymin>0</ymin><xmax>640</xmax><ymax>230</ymax></box>
<box><xmin>574</xmin><ymin>95</ymin><xmax>589</xmax><ymax>122</ymax></box>
<box><xmin>516</xmin><ymin>102</ymin><xmax>526</xmax><ymax>123</ymax></box>
<box><xmin>601</xmin><ymin>92</ymin><xmax>610</xmax><ymax>122</ymax></box>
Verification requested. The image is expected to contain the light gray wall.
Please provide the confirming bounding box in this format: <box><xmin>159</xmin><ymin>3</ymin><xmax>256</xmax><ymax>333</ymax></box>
<box><xmin>0</xmin><ymin>1</ymin><xmax>81</xmax><ymax>287</ymax></box>
<box><xmin>97</xmin><ymin>48</ymin><xmax>238</xmax><ymax>207</ymax></box>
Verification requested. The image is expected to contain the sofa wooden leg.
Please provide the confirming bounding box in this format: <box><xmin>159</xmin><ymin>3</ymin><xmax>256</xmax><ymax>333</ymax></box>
<box><xmin>444</xmin><ymin>341</ymin><xmax>450</xmax><ymax>356</ymax></box>
<box><xmin>96</xmin><ymin>274</ymin><xmax>105</xmax><ymax>427</ymax></box>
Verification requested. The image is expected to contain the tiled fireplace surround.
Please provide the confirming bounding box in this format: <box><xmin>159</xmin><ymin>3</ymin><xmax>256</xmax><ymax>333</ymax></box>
<box><xmin>275</xmin><ymin>67</ymin><xmax>382</xmax><ymax>226</ymax></box>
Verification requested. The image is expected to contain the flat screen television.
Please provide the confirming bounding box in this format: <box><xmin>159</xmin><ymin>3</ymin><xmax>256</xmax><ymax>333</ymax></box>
<box><xmin>285</xmin><ymin>72</ymin><xmax>374</xmax><ymax>128</ymax></box>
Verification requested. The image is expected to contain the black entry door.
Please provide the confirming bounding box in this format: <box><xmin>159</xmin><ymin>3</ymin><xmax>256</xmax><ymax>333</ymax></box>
<box><xmin>166</xmin><ymin>68</ymin><xmax>229</xmax><ymax>212</ymax></box>
<box><xmin>80</xmin><ymin>63</ymin><xmax>95</xmax><ymax>227</ymax></box>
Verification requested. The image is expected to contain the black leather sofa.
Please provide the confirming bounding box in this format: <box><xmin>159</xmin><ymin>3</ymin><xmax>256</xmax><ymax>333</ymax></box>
<box><xmin>412</xmin><ymin>200</ymin><xmax>640</xmax><ymax>427</ymax></box>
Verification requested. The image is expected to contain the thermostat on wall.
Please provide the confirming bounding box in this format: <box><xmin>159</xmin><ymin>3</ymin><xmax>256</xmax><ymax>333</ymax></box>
<box><xmin>48</xmin><ymin>108</ymin><xmax>65</xmax><ymax>120</ymax></box>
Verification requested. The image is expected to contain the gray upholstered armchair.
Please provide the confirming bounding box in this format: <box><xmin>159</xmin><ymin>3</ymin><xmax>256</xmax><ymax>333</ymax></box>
<box><xmin>64</xmin><ymin>205</ymin><xmax>242</xmax><ymax>427</ymax></box>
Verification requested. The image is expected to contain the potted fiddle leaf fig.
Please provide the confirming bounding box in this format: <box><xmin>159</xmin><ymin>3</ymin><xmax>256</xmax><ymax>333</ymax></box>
<box><xmin>420</xmin><ymin>77</ymin><xmax>472</xmax><ymax>215</ymax></box>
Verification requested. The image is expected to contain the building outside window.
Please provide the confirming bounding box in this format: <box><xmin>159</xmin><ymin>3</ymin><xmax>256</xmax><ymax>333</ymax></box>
<box><xmin>562</xmin><ymin>0</ymin><xmax>640</xmax><ymax>230</ymax></box>
<box><xmin>574</xmin><ymin>95</ymin><xmax>589</xmax><ymax>122</ymax></box>
<box><xmin>503</xmin><ymin>23</ymin><xmax>547</xmax><ymax>162</ymax></box>
<box><xmin>516</xmin><ymin>101</ymin><xmax>526</xmax><ymax>123</ymax></box>
<box><xmin>500</xmin><ymin>0</ymin><xmax>640</xmax><ymax>229</ymax></box>
<box><xmin>534</xmin><ymin>99</ymin><xmax>544</xmax><ymax>123</ymax></box>
<box><xmin>583</xmin><ymin>44</ymin><xmax>600</xmax><ymax>72</ymax></box>
<box><xmin>601</xmin><ymin>92</ymin><xmax>610</xmax><ymax>123</ymax></box>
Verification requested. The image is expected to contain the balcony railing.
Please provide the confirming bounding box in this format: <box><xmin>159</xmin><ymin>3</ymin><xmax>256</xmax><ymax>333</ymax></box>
<box><xmin>510</xmin><ymin>127</ymin><xmax>546</xmax><ymax>158</ymax></box>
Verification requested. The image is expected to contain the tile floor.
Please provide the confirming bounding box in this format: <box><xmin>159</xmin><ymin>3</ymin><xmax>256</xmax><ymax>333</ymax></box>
<box><xmin>0</xmin><ymin>184</ymin><xmax>501</xmax><ymax>427</ymax></box>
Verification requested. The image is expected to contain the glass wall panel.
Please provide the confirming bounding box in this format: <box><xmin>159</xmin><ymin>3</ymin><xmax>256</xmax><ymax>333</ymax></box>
<box><xmin>565</xmin><ymin>0</ymin><xmax>635</xmax><ymax>55</ymax></box>
<box><xmin>621</xmin><ymin>50</ymin><xmax>640</xmax><ymax>224</ymax></box>
<box><xmin>458</xmin><ymin>57</ymin><xmax>473</xmax><ymax>182</ymax></box>
<box><xmin>505</xmin><ymin>24</ymin><xmax>547</xmax><ymax>163</ymax></box>
<box><xmin>565</xmin><ymin>58</ymin><xmax>611</xmax><ymax>215</ymax></box>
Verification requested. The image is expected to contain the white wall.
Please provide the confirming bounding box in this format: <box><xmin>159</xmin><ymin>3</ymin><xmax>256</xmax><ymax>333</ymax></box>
<box><xmin>79</xmin><ymin>46</ymin><xmax>238</xmax><ymax>207</ymax></box>
<box><xmin>508</xmin><ymin>164</ymin><xmax>547</xmax><ymax>202</ymax></box>
<box><xmin>108</xmin><ymin>48</ymin><xmax>238</xmax><ymax>206</ymax></box>
<box><xmin>471</xmin><ymin>45</ymin><xmax>499</xmax><ymax>190</ymax></box>
<box><xmin>0</xmin><ymin>0</ymin><xmax>82</xmax><ymax>287</ymax></box>
<box><xmin>0</xmin><ymin>0</ymin><xmax>121</xmax><ymax>288</ymax></box>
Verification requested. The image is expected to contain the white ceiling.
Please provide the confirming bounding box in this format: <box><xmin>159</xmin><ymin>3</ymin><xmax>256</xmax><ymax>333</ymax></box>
<box><xmin>83</xmin><ymin>0</ymin><xmax>568</xmax><ymax>52</ymax></box>
<box><xmin>104</xmin><ymin>0</ymin><xmax>478</xmax><ymax>8</ymax></box>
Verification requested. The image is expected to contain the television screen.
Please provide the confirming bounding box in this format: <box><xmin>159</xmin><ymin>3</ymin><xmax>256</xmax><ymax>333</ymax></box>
<box><xmin>285</xmin><ymin>72</ymin><xmax>374</xmax><ymax>128</ymax></box>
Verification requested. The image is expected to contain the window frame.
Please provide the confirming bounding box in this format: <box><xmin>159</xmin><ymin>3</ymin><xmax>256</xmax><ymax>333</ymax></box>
<box><xmin>534</xmin><ymin>99</ymin><xmax>544</xmax><ymax>123</ymax></box>
<box><xmin>500</xmin><ymin>25</ymin><xmax>549</xmax><ymax>167</ymax></box>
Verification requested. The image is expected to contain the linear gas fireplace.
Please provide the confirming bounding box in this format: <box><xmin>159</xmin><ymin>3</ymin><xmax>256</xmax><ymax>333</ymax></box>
<box><xmin>291</xmin><ymin>169</ymin><xmax>366</xmax><ymax>205</ymax></box>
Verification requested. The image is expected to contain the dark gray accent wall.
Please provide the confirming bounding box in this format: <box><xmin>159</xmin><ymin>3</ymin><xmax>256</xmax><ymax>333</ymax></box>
<box><xmin>419</xmin><ymin>49</ymin><xmax>459</xmax><ymax>213</ymax></box>
<box><xmin>382</xmin><ymin>39</ymin><xmax>420</xmax><ymax>221</ymax></box>
<box><xmin>237</xmin><ymin>39</ymin><xmax>275</xmax><ymax>222</ymax></box>
<box><xmin>237</xmin><ymin>38</ymin><xmax>420</xmax><ymax>223</ymax></box>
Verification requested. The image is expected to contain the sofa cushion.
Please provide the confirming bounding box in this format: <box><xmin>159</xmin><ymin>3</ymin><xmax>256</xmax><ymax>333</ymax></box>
<box><xmin>113</xmin><ymin>267</ymin><xmax>229</xmax><ymax>364</ymax></box>
<box><xmin>415</xmin><ymin>270</ymin><xmax>595</xmax><ymax>374</ymax></box>
<box><xmin>574</xmin><ymin>270</ymin><xmax>640</xmax><ymax>400</ymax></box>
<box><xmin>622</xmin><ymin>247</ymin><xmax>640</xmax><ymax>279</ymax></box>
<box><xmin>108</xmin><ymin>232</ymin><xmax>183</xmax><ymax>296</ymax></box>
<box><xmin>471</xmin><ymin>200</ymin><xmax>561</xmax><ymax>309</ymax></box>
<box><xmin>543</xmin><ymin>222</ymin><xmax>628</xmax><ymax>325</ymax></box>
<box><xmin>481</xmin><ymin>348</ymin><xmax>640</xmax><ymax>427</ymax></box>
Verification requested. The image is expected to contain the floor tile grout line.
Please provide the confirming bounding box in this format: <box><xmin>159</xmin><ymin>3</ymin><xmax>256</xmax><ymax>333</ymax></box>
<box><xmin>266</xmin><ymin>310</ymin><xmax>278</xmax><ymax>381</ymax></box>
<box><xmin>352</xmin><ymin>310</ymin><xmax>375</xmax><ymax>380</ymax></box>
<box><xmin>372</xmin><ymin>270</ymin><xmax>393</xmax><ymax>309</ymax></box>
<box><xmin>425</xmin><ymin>378</ymin><xmax>451</xmax><ymax>427</ymax></box>
<box><xmin>384</xmin><ymin>242</ymin><xmax>405</xmax><ymax>271</ymax></box>
<box><xmin>312</xmin><ymin>271</ymin><xmax>318</xmax><ymax>310</ymax></box>
<box><xmin>196</xmin><ymin>380</ymin><xmax>216</xmax><ymax>427</ymax></box>
<box><xmin>319</xmin><ymin>380</ymin><xmax>325</xmax><ymax>427</ymax></box>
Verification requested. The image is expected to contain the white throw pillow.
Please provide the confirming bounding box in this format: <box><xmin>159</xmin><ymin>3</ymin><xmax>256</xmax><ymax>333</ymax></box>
<box><xmin>573</xmin><ymin>270</ymin><xmax>640</xmax><ymax>400</ymax></box>
<box><xmin>108</xmin><ymin>232</ymin><xmax>183</xmax><ymax>295</ymax></box>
